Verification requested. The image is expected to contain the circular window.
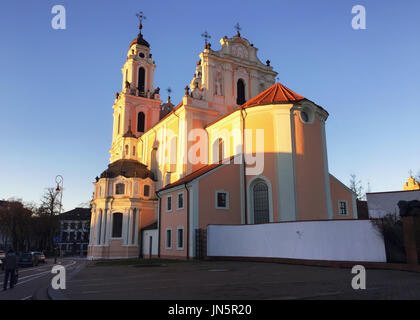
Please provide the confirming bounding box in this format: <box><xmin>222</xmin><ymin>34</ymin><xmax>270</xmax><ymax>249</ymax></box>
<box><xmin>299</xmin><ymin>105</ymin><xmax>314</xmax><ymax>124</ymax></box>
<box><xmin>139</xmin><ymin>52</ymin><xmax>145</xmax><ymax>58</ymax></box>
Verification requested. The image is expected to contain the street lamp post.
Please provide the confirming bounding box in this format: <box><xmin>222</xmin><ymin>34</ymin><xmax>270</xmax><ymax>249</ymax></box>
<box><xmin>55</xmin><ymin>175</ymin><xmax>64</xmax><ymax>214</ymax></box>
<box><xmin>55</xmin><ymin>175</ymin><xmax>64</xmax><ymax>263</ymax></box>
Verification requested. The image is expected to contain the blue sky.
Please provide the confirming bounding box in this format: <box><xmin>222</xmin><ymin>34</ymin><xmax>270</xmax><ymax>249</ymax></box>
<box><xmin>0</xmin><ymin>0</ymin><xmax>419</xmax><ymax>211</ymax></box>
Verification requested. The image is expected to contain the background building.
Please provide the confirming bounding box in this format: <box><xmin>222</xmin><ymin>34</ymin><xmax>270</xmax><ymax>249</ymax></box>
<box><xmin>58</xmin><ymin>208</ymin><xmax>91</xmax><ymax>256</ymax></box>
<box><xmin>367</xmin><ymin>176</ymin><xmax>420</xmax><ymax>219</ymax></box>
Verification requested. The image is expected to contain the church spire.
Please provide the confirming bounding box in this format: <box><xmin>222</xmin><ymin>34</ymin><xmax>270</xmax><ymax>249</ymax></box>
<box><xmin>131</xmin><ymin>11</ymin><xmax>150</xmax><ymax>48</ymax></box>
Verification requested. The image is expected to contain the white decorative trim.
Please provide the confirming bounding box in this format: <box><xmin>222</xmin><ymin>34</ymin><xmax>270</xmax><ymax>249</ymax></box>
<box><xmin>352</xmin><ymin>193</ymin><xmax>358</xmax><ymax>219</ymax></box>
<box><xmin>165</xmin><ymin>228</ymin><xmax>172</xmax><ymax>250</ymax></box>
<box><xmin>166</xmin><ymin>195</ymin><xmax>173</xmax><ymax>212</ymax></box>
<box><xmin>176</xmin><ymin>227</ymin><xmax>184</xmax><ymax>250</ymax></box>
<box><xmin>338</xmin><ymin>200</ymin><xmax>349</xmax><ymax>216</ymax></box>
<box><xmin>247</xmin><ymin>175</ymin><xmax>274</xmax><ymax>224</ymax></box>
<box><xmin>299</xmin><ymin>102</ymin><xmax>315</xmax><ymax>124</ymax></box>
<box><xmin>215</xmin><ymin>190</ymin><xmax>230</xmax><ymax>210</ymax></box>
<box><xmin>320</xmin><ymin>121</ymin><xmax>333</xmax><ymax>220</ymax></box>
<box><xmin>176</xmin><ymin>192</ymin><xmax>184</xmax><ymax>210</ymax></box>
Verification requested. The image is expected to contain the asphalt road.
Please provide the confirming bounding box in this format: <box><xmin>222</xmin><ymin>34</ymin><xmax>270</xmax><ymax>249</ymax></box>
<box><xmin>0</xmin><ymin>258</ymin><xmax>82</xmax><ymax>300</ymax></box>
<box><xmin>63</xmin><ymin>260</ymin><xmax>420</xmax><ymax>300</ymax></box>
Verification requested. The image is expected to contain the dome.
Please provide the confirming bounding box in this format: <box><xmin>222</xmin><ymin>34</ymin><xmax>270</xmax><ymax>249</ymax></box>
<box><xmin>130</xmin><ymin>24</ymin><xmax>150</xmax><ymax>48</ymax></box>
<box><xmin>100</xmin><ymin>159</ymin><xmax>155</xmax><ymax>180</ymax></box>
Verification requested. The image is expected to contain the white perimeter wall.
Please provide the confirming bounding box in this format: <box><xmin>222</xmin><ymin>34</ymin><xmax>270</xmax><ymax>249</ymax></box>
<box><xmin>142</xmin><ymin>229</ymin><xmax>158</xmax><ymax>256</ymax></box>
<box><xmin>207</xmin><ymin>220</ymin><xmax>386</xmax><ymax>262</ymax></box>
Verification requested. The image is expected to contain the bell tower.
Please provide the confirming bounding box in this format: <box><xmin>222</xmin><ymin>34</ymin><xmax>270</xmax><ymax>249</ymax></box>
<box><xmin>110</xmin><ymin>12</ymin><xmax>162</xmax><ymax>163</ymax></box>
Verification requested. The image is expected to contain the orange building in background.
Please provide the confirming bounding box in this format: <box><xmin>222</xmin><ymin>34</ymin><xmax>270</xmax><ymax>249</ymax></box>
<box><xmin>87</xmin><ymin>21</ymin><xmax>356</xmax><ymax>260</ymax></box>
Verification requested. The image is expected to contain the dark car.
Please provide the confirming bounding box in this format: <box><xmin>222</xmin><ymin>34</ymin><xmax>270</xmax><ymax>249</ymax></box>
<box><xmin>19</xmin><ymin>253</ymin><xmax>39</xmax><ymax>267</ymax></box>
<box><xmin>32</xmin><ymin>252</ymin><xmax>46</xmax><ymax>264</ymax></box>
<box><xmin>0</xmin><ymin>251</ymin><xmax>5</xmax><ymax>270</ymax></box>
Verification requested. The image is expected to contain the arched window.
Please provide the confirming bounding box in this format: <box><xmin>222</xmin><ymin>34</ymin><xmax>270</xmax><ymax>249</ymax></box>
<box><xmin>212</xmin><ymin>138</ymin><xmax>224</xmax><ymax>163</ymax></box>
<box><xmin>132</xmin><ymin>146</ymin><xmax>136</xmax><ymax>156</ymax></box>
<box><xmin>117</xmin><ymin>114</ymin><xmax>121</xmax><ymax>134</ymax></box>
<box><xmin>137</xmin><ymin>112</ymin><xmax>145</xmax><ymax>132</ymax></box>
<box><xmin>112</xmin><ymin>212</ymin><xmax>123</xmax><ymax>238</ymax></box>
<box><xmin>138</xmin><ymin>67</ymin><xmax>145</xmax><ymax>94</ymax></box>
<box><xmin>237</xmin><ymin>79</ymin><xmax>246</xmax><ymax>105</ymax></box>
<box><xmin>116</xmin><ymin>183</ymin><xmax>125</xmax><ymax>195</ymax></box>
<box><xmin>253</xmin><ymin>181</ymin><xmax>269</xmax><ymax>224</ymax></box>
<box><xmin>125</xmin><ymin>145</ymin><xmax>129</xmax><ymax>156</ymax></box>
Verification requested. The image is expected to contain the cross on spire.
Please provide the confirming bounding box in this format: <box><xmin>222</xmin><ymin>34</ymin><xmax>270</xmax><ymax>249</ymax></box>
<box><xmin>167</xmin><ymin>87</ymin><xmax>172</xmax><ymax>96</ymax></box>
<box><xmin>234</xmin><ymin>23</ymin><xmax>241</xmax><ymax>37</ymax></box>
<box><xmin>201</xmin><ymin>31</ymin><xmax>211</xmax><ymax>45</ymax></box>
<box><xmin>136</xmin><ymin>11</ymin><xmax>146</xmax><ymax>30</ymax></box>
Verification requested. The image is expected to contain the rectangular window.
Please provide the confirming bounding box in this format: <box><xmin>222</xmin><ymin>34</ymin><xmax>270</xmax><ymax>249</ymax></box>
<box><xmin>144</xmin><ymin>185</ymin><xmax>150</xmax><ymax>197</ymax></box>
<box><xmin>166</xmin><ymin>229</ymin><xmax>172</xmax><ymax>249</ymax></box>
<box><xmin>177</xmin><ymin>193</ymin><xmax>184</xmax><ymax>210</ymax></box>
<box><xmin>338</xmin><ymin>200</ymin><xmax>348</xmax><ymax>216</ymax></box>
<box><xmin>166</xmin><ymin>195</ymin><xmax>172</xmax><ymax>212</ymax></box>
<box><xmin>177</xmin><ymin>228</ymin><xmax>184</xmax><ymax>250</ymax></box>
<box><xmin>215</xmin><ymin>191</ymin><xmax>229</xmax><ymax>209</ymax></box>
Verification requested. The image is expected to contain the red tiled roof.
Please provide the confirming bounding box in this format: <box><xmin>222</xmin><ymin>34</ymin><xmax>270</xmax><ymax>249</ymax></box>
<box><xmin>242</xmin><ymin>82</ymin><xmax>305</xmax><ymax>108</ymax></box>
<box><xmin>157</xmin><ymin>163</ymin><xmax>223</xmax><ymax>193</ymax></box>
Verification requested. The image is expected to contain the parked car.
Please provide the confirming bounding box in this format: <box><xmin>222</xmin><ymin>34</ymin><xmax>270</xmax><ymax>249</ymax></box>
<box><xmin>19</xmin><ymin>252</ymin><xmax>39</xmax><ymax>267</ymax></box>
<box><xmin>32</xmin><ymin>252</ymin><xmax>46</xmax><ymax>264</ymax></box>
<box><xmin>0</xmin><ymin>251</ymin><xmax>5</xmax><ymax>270</ymax></box>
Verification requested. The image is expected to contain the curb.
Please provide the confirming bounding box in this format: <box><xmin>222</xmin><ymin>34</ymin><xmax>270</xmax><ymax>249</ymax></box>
<box><xmin>207</xmin><ymin>256</ymin><xmax>420</xmax><ymax>273</ymax></box>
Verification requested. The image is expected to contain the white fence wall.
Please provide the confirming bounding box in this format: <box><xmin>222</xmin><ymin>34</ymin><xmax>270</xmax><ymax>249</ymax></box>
<box><xmin>207</xmin><ymin>220</ymin><xmax>386</xmax><ymax>262</ymax></box>
<box><xmin>142</xmin><ymin>229</ymin><xmax>158</xmax><ymax>257</ymax></box>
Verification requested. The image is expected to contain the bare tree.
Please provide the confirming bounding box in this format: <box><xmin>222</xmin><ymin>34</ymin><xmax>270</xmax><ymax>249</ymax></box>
<box><xmin>0</xmin><ymin>200</ymin><xmax>33</xmax><ymax>252</ymax></box>
<box><xmin>35</xmin><ymin>188</ymin><xmax>61</xmax><ymax>253</ymax></box>
<box><xmin>349</xmin><ymin>174</ymin><xmax>365</xmax><ymax>200</ymax></box>
<box><xmin>38</xmin><ymin>187</ymin><xmax>62</xmax><ymax>216</ymax></box>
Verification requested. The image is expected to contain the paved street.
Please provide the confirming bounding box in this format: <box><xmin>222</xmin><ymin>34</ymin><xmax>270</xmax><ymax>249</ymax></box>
<box><xmin>62</xmin><ymin>260</ymin><xmax>420</xmax><ymax>300</ymax></box>
<box><xmin>0</xmin><ymin>258</ymin><xmax>84</xmax><ymax>300</ymax></box>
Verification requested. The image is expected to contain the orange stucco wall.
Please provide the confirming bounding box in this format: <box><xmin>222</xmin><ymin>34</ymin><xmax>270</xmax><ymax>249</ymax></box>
<box><xmin>159</xmin><ymin>190</ymin><xmax>188</xmax><ymax>258</ymax></box>
<box><xmin>294</xmin><ymin>112</ymin><xmax>328</xmax><ymax>220</ymax></box>
<box><xmin>329</xmin><ymin>175</ymin><xmax>356</xmax><ymax>219</ymax></box>
<box><xmin>198</xmin><ymin>164</ymin><xmax>243</xmax><ymax>228</ymax></box>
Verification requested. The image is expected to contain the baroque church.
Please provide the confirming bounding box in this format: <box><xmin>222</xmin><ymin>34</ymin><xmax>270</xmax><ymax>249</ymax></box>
<box><xmin>87</xmin><ymin>20</ymin><xmax>357</xmax><ymax>260</ymax></box>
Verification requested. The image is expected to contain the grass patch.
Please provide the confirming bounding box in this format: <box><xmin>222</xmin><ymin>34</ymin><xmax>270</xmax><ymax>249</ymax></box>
<box><xmin>93</xmin><ymin>258</ymin><xmax>186</xmax><ymax>267</ymax></box>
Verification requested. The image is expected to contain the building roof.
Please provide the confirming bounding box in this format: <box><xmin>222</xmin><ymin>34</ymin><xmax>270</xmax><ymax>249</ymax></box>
<box><xmin>100</xmin><ymin>159</ymin><xmax>155</xmax><ymax>180</ymax></box>
<box><xmin>241</xmin><ymin>82</ymin><xmax>305</xmax><ymax>108</ymax></box>
<box><xmin>59</xmin><ymin>208</ymin><xmax>91</xmax><ymax>221</ymax></box>
<box><xmin>157</xmin><ymin>163</ymin><xmax>224</xmax><ymax>193</ymax></box>
<box><xmin>142</xmin><ymin>222</ymin><xmax>157</xmax><ymax>231</ymax></box>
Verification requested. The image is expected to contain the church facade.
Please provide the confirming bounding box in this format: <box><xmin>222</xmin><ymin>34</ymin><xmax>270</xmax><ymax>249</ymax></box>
<box><xmin>87</xmin><ymin>22</ymin><xmax>357</xmax><ymax>260</ymax></box>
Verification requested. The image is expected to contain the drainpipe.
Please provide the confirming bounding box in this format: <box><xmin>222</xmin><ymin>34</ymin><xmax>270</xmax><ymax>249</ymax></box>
<box><xmin>240</xmin><ymin>107</ymin><xmax>248</xmax><ymax>225</ymax></box>
<box><xmin>156</xmin><ymin>191</ymin><xmax>161</xmax><ymax>258</ymax></box>
<box><xmin>184</xmin><ymin>183</ymin><xmax>190</xmax><ymax>260</ymax></box>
